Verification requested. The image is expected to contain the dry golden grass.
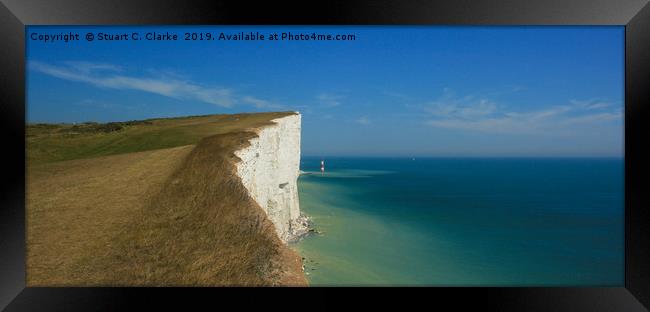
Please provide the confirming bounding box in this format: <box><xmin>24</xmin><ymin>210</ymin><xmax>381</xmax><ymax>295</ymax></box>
<box><xmin>27</xmin><ymin>112</ymin><xmax>306</xmax><ymax>286</ymax></box>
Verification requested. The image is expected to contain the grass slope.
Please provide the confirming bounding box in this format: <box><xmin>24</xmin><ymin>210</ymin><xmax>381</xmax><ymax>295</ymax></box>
<box><xmin>27</xmin><ymin>112</ymin><xmax>293</xmax><ymax>164</ymax></box>
<box><xmin>27</xmin><ymin>112</ymin><xmax>306</xmax><ymax>286</ymax></box>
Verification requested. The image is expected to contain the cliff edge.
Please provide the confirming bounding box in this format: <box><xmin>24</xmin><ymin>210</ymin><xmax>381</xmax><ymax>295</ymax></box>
<box><xmin>235</xmin><ymin>113</ymin><xmax>309</xmax><ymax>243</ymax></box>
<box><xmin>27</xmin><ymin>112</ymin><xmax>307</xmax><ymax>286</ymax></box>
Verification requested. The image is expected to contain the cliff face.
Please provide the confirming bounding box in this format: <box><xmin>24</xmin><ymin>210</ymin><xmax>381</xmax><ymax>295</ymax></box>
<box><xmin>235</xmin><ymin>113</ymin><xmax>307</xmax><ymax>243</ymax></box>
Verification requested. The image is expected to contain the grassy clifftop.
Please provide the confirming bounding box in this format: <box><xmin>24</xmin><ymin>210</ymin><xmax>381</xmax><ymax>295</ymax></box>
<box><xmin>27</xmin><ymin>112</ymin><xmax>295</xmax><ymax>164</ymax></box>
<box><xmin>27</xmin><ymin>112</ymin><xmax>306</xmax><ymax>286</ymax></box>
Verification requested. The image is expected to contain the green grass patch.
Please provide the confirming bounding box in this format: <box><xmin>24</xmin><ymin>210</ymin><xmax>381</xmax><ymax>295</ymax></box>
<box><xmin>27</xmin><ymin>112</ymin><xmax>296</xmax><ymax>164</ymax></box>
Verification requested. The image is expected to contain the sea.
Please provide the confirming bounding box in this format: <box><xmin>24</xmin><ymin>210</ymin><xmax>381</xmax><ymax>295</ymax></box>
<box><xmin>293</xmin><ymin>156</ymin><xmax>624</xmax><ymax>286</ymax></box>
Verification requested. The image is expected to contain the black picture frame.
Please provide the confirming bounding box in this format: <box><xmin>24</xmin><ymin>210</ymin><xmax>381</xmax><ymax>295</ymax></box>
<box><xmin>1</xmin><ymin>0</ymin><xmax>649</xmax><ymax>310</ymax></box>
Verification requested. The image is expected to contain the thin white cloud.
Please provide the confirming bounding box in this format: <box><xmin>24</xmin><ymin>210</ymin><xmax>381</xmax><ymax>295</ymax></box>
<box><xmin>241</xmin><ymin>96</ymin><xmax>285</xmax><ymax>109</ymax></box>
<box><xmin>424</xmin><ymin>89</ymin><xmax>622</xmax><ymax>135</ymax></box>
<box><xmin>383</xmin><ymin>91</ymin><xmax>413</xmax><ymax>101</ymax></box>
<box><xmin>560</xmin><ymin>112</ymin><xmax>622</xmax><ymax>125</ymax></box>
<box><xmin>29</xmin><ymin>60</ymin><xmax>235</xmax><ymax>107</ymax></box>
<box><xmin>425</xmin><ymin>89</ymin><xmax>497</xmax><ymax>118</ymax></box>
<box><xmin>569</xmin><ymin>99</ymin><xmax>612</xmax><ymax>110</ymax></box>
<box><xmin>64</xmin><ymin>61</ymin><xmax>123</xmax><ymax>74</ymax></box>
<box><xmin>317</xmin><ymin>93</ymin><xmax>344</xmax><ymax>107</ymax></box>
<box><xmin>356</xmin><ymin>116</ymin><xmax>370</xmax><ymax>125</ymax></box>
<box><xmin>508</xmin><ymin>85</ymin><xmax>526</xmax><ymax>93</ymax></box>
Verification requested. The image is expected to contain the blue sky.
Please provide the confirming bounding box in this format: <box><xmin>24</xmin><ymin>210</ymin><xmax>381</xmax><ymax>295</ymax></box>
<box><xmin>27</xmin><ymin>26</ymin><xmax>624</xmax><ymax>157</ymax></box>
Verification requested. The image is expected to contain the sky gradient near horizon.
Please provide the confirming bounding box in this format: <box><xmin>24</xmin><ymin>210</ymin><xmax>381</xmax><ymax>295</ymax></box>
<box><xmin>27</xmin><ymin>26</ymin><xmax>624</xmax><ymax>157</ymax></box>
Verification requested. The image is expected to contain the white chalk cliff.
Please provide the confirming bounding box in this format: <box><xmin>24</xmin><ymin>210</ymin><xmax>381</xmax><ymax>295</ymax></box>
<box><xmin>235</xmin><ymin>113</ymin><xmax>308</xmax><ymax>243</ymax></box>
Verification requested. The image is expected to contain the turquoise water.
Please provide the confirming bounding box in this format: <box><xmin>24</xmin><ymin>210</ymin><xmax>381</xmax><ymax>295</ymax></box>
<box><xmin>294</xmin><ymin>157</ymin><xmax>624</xmax><ymax>286</ymax></box>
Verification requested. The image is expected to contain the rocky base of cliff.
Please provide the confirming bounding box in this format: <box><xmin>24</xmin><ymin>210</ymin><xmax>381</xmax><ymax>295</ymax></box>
<box><xmin>287</xmin><ymin>214</ymin><xmax>313</xmax><ymax>243</ymax></box>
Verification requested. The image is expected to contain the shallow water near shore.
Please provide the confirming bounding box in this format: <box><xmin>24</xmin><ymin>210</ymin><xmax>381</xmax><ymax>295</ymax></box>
<box><xmin>294</xmin><ymin>157</ymin><xmax>624</xmax><ymax>286</ymax></box>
